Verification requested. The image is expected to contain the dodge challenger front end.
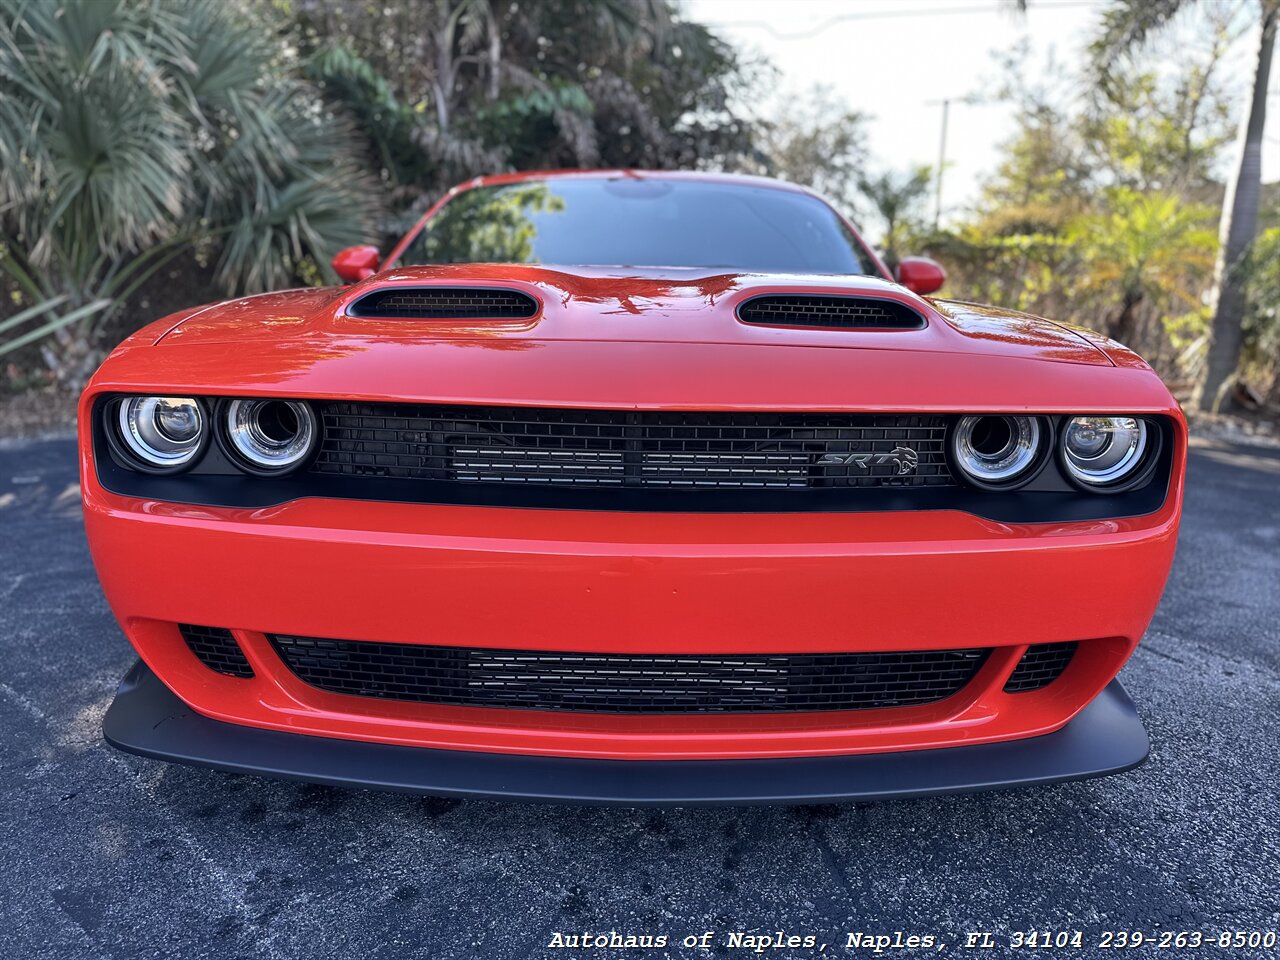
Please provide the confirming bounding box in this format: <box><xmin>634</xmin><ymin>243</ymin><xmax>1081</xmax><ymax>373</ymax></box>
<box><xmin>86</xmin><ymin>171</ymin><xmax>1183</xmax><ymax>804</ymax></box>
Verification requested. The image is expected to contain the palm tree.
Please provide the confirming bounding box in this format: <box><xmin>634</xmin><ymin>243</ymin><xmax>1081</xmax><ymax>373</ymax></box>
<box><xmin>0</xmin><ymin>0</ymin><xmax>380</xmax><ymax>381</ymax></box>
<box><xmin>1067</xmin><ymin>188</ymin><xmax>1218</xmax><ymax>348</ymax></box>
<box><xmin>857</xmin><ymin>168</ymin><xmax>933</xmax><ymax>271</ymax></box>
<box><xmin>1090</xmin><ymin>0</ymin><xmax>1278</xmax><ymax>411</ymax></box>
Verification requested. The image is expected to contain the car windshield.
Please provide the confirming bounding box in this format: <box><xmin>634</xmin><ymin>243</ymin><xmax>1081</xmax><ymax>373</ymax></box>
<box><xmin>396</xmin><ymin>178</ymin><xmax>879</xmax><ymax>275</ymax></box>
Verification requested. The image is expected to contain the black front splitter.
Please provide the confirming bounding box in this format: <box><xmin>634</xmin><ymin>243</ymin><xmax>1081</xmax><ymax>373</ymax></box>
<box><xmin>103</xmin><ymin>660</ymin><xmax>1149</xmax><ymax>806</ymax></box>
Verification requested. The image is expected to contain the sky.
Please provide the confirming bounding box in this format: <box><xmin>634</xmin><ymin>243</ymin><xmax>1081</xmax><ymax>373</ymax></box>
<box><xmin>685</xmin><ymin>0</ymin><xmax>1280</xmax><ymax>225</ymax></box>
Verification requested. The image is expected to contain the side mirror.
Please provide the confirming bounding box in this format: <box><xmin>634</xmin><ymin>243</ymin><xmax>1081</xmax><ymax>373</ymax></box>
<box><xmin>895</xmin><ymin>256</ymin><xmax>946</xmax><ymax>296</ymax></box>
<box><xmin>332</xmin><ymin>245</ymin><xmax>381</xmax><ymax>283</ymax></box>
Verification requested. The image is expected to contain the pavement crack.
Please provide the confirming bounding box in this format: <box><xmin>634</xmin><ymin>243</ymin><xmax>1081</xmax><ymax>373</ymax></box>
<box><xmin>811</xmin><ymin>825</ymin><xmax>855</xmax><ymax>900</ymax></box>
<box><xmin>1136</xmin><ymin>644</ymin><xmax>1186</xmax><ymax>665</ymax></box>
<box><xmin>0</xmin><ymin>681</ymin><xmax>46</xmax><ymax>721</ymax></box>
<box><xmin>0</xmin><ymin>572</ymin><xmax>28</xmax><ymax>601</ymax></box>
<box><xmin>4</xmin><ymin>672</ymin><xmax>294</xmax><ymax>960</ymax></box>
<box><xmin>102</xmin><ymin>752</ymin><xmax>296</xmax><ymax>960</ymax></box>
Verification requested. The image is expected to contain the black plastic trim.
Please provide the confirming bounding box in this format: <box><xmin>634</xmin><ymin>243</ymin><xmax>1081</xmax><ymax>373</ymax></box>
<box><xmin>93</xmin><ymin>399</ymin><xmax>1175</xmax><ymax>521</ymax></box>
<box><xmin>103</xmin><ymin>660</ymin><xmax>1150</xmax><ymax>805</ymax></box>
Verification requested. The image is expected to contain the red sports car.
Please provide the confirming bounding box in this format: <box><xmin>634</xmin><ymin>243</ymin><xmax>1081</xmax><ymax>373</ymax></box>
<box><xmin>85</xmin><ymin>170</ymin><xmax>1183</xmax><ymax>804</ymax></box>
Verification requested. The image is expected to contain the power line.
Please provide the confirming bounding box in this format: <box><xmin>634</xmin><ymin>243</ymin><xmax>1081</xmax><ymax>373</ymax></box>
<box><xmin>704</xmin><ymin>1</ymin><xmax>1099</xmax><ymax>42</ymax></box>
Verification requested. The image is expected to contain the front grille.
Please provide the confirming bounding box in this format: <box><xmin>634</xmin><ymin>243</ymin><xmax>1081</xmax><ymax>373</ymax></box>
<box><xmin>269</xmin><ymin>636</ymin><xmax>990</xmax><ymax>714</ymax></box>
<box><xmin>180</xmin><ymin>624</ymin><xmax>253</xmax><ymax>678</ymax></box>
<box><xmin>1004</xmin><ymin>641</ymin><xmax>1078</xmax><ymax>692</ymax></box>
<box><xmin>738</xmin><ymin>295</ymin><xmax>924</xmax><ymax>330</ymax></box>
<box><xmin>312</xmin><ymin>404</ymin><xmax>954</xmax><ymax>490</ymax></box>
<box><xmin>347</xmin><ymin>287</ymin><xmax>539</xmax><ymax>319</ymax></box>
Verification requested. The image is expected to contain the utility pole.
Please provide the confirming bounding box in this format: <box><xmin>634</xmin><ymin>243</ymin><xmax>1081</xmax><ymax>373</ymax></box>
<box><xmin>933</xmin><ymin>98</ymin><xmax>950</xmax><ymax>230</ymax></box>
<box><xmin>926</xmin><ymin>95</ymin><xmax>991</xmax><ymax>230</ymax></box>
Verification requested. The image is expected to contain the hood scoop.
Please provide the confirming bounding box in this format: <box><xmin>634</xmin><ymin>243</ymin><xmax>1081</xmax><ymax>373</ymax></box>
<box><xmin>737</xmin><ymin>294</ymin><xmax>925</xmax><ymax>330</ymax></box>
<box><xmin>348</xmin><ymin>286</ymin><xmax>539</xmax><ymax>320</ymax></box>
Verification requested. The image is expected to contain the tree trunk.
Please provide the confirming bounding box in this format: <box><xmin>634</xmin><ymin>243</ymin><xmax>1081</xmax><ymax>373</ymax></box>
<box><xmin>1110</xmin><ymin>289</ymin><xmax>1144</xmax><ymax>348</ymax></box>
<box><xmin>433</xmin><ymin>76</ymin><xmax>451</xmax><ymax>132</ymax></box>
<box><xmin>433</xmin><ymin>0</ymin><xmax>456</xmax><ymax>132</ymax></box>
<box><xmin>882</xmin><ymin>214</ymin><xmax>899</xmax><ymax>273</ymax></box>
<box><xmin>1198</xmin><ymin>7</ymin><xmax>1275</xmax><ymax>412</ymax></box>
<box><xmin>487</xmin><ymin>13</ymin><xmax>502</xmax><ymax>101</ymax></box>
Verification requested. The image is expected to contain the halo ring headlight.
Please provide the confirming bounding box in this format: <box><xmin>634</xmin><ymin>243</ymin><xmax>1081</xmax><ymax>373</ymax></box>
<box><xmin>1060</xmin><ymin>416</ymin><xmax>1149</xmax><ymax>488</ymax></box>
<box><xmin>115</xmin><ymin>396</ymin><xmax>205</xmax><ymax>470</ymax></box>
<box><xmin>951</xmin><ymin>415</ymin><xmax>1044</xmax><ymax>488</ymax></box>
<box><xmin>223</xmin><ymin>399</ymin><xmax>316</xmax><ymax>473</ymax></box>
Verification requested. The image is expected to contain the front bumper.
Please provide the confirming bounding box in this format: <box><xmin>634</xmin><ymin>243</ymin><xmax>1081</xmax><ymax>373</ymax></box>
<box><xmin>104</xmin><ymin>660</ymin><xmax>1149</xmax><ymax>805</ymax></box>
<box><xmin>83</xmin><ymin>488</ymin><xmax>1178</xmax><ymax>760</ymax></box>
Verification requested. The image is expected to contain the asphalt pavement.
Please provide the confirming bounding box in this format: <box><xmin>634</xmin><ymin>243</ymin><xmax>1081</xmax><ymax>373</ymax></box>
<box><xmin>1</xmin><ymin>432</ymin><xmax>1278</xmax><ymax>959</ymax></box>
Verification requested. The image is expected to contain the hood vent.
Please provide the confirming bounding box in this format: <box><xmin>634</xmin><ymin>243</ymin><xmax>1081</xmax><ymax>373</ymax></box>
<box><xmin>348</xmin><ymin>287</ymin><xmax>539</xmax><ymax>320</ymax></box>
<box><xmin>738</xmin><ymin>294</ymin><xmax>924</xmax><ymax>330</ymax></box>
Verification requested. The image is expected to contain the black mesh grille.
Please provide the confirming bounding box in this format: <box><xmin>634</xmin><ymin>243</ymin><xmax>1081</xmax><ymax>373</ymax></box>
<box><xmin>312</xmin><ymin>404</ymin><xmax>954</xmax><ymax>489</ymax></box>
<box><xmin>1004</xmin><ymin>642</ymin><xmax>1078</xmax><ymax>692</ymax></box>
<box><xmin>738</xmin><ymin>295</ymin><xmax>924</xmax><ymax>330</ymax></box>
<box><xmin>180</xmin><ymin>624</ymin><xmax>253</xmax><ymax>678</ymax></box>
<box><xmin>348</xmin><ymin>287</ymin><xmax>538</xmax><ymax>319</ymax></box>
<box><xmin>269</xmin><ymin>636</ymin><xmax>990</xmax><ymax>714</ymax></box>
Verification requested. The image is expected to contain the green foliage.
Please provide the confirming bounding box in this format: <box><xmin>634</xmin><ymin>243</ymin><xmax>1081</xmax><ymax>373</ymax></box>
<box><xmin>306</xmin><ymin>45</ymin><xmax>433</xmax><ymax>189</ymax></box>
<box><xmin>3</xmin><ymin>0</ymin><xmax>1276</xmax><ymax>412</ymax></box>
<box><xmin>757</xmin><ymin>87</ymin><xmax>868</xmax><ymax>212</ymax></box>
<box><xmin>1067</xmin><ymin>189</ymin><xmax>1217</xmax><ymax>304</ymax></box>
<box><xmin>0</xmin><ymin>0</ymin><xmax>380</xmax><ymax>380</ymax></box>
<box><xmin>1242</xmin><ymin>227</ymin><xmax>1280</xmax><ymax>397</ymax></box>
<box><xmin>1066</xmin><ymin>188</ymin><xmax>1217</xmax><ymax>346</ymax></box>
<box><xmin>466</xmin><ymin>83</ymin><xmax>597</xmax><ymax>170</ymax></box>
<box><xmin>0</xmin><ymin>296</ymin><xmax>113</xmax><ymax>361</ymax></box>
<box><xmin>1081</xmin><ymin>58</ymin><xmax>1235</xmax><ymax>193</ymax></box>
<box><xmin>923</xmin><ymin>228</ymin><xmax>1076</xmax><ymax>319</ymax></box>
<box><xmin>1086</xmin><ymin>0</ymin><xmax>1278</xmax><ymax>410</ymax></box>
<box><xmin>1090</xmin><ymin>0</ymin><xmax>1190</xmax><ymax>92</ymax></box>
<box><xmin>856</xmin><ymin>167</ymin><xmax>933</xmax><ymax>269</ymax></box>
<box><xmin>409</xmin><ymin>185</ymin><xmax>563</xmax><ymax>264</ymax></box>
<box><xmin>292</xmin><ymin>0</ymin><xmax>763</xmax><ymax>193</ymax></box>
<box><xmin>934</xmin><ymin>30</ymin><xmax>1232</xmax><ymax>384</ymax></box>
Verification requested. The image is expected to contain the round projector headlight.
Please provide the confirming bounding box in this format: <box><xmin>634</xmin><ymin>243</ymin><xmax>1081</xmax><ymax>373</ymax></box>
<box><xmin>1061</xmin><ymin>416</ymin><xmax>1148</xmax><ymax>487</ymax></box>
<box><xmin>951</xmin><ymin>415</ymin><xmax>1043</xmax><ymax>487</ymax></box>
<box><xmin>117</xmin><ymin>396</ymin><xmax>204</xmax><ymax>469</ymax></box>
<box><xmin>224</xmin><ymin>399</ymin><xmax>316</xmax><ymax>473</ymax></box>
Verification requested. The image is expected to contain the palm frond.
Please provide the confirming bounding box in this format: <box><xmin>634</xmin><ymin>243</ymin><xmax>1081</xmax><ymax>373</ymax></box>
<box><xmin>0</xmin><ymin>0</ymin><xmax>381</xmax><ymax>375</ymax></box>
<box><xmin>1091</xmin><ymin>0</ymin><xmax>1191</xmax><ymax>85</ymax></box>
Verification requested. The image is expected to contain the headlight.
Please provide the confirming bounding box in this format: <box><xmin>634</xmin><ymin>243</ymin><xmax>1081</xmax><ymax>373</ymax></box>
<box><xmin>223</xmin><ymin>399</ymin><xmax>316</xmax><ymax>473</ymax></box>
<box><xmin>116</xmin><ymin>396</ymin><xmax>204</xmax><ymax>470</ymax></box>
<box><xmin>951</xmin><ymin>415</ymin><xmax>1043</xmax><ymax>487</ymax></box>
<box><xmin>1061</xmin><ymin>416</ymin><xmax>1148</xmax><ymax>487</ymax></box>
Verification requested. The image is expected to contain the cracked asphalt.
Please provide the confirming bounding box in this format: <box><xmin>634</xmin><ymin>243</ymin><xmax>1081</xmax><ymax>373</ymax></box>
<box><xmin>1</xmin><ymin>432</ymin><xmax>1277</xmax><ymax>959</ymax></box>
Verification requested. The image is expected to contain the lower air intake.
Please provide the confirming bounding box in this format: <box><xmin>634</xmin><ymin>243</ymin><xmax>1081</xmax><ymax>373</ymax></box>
<box><xmin>269</xmin><ymin>636</ymin><xmax>990</xmax><ymax>714</ymax></box>
<box><xmin>180</xmin><ymin>624</ymin><xmax>253</xmax><ymax>678</ymax></box>
<box><xmin>1004</xmin><ymin>641</ymin><xmax>1078</xmax><ymax>692</ymax></box>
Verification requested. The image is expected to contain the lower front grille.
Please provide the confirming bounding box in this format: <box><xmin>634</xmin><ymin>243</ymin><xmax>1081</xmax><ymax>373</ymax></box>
<box><xmin>180</xmin><ymin>624</ymin><xmax>253</xmax><ymax>678</ymax></box>
<box><xmin>1004</xmin><ymin>641</ymin><xmax>1078</xmax><ymax>692</ymax></box>
<box><xmin>269</xmin><ymin>636</ymin><xmax>990</xmax><ymax>714</ymax></box>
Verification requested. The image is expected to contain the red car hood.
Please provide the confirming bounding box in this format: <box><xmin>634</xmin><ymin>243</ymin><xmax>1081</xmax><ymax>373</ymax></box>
<box><xmin>154</xmin><ymin>264</ymin><xmax>1111</xmax><ymax>367</ymax></box>
<box><xmin>90</xmin><ymin>264</ymin><xmax>1181</xmax><ymax>415</ymax></box>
